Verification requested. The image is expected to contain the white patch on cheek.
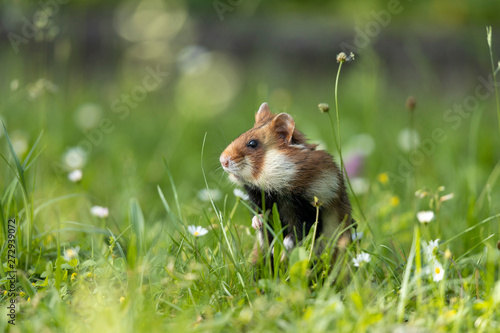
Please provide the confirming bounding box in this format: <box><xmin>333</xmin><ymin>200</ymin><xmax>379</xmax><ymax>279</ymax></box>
<box><xmin>223</xmin><ymin>156</ymin><xmax>254</xmax><ymax>185</ymax></box>
<box><xmin>238</xmin><ymin>157</ymin><xmax>255</xmax><ymax>181</ymax></box>
<box><xmin>255</xmin><ymin>149</ymin><xmax>296</xmax><ymax>191</ymax></box>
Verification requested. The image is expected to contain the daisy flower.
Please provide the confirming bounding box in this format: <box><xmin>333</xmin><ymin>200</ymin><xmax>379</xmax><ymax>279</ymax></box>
<box><xmin>431</xmin><ymin>261</ymin><xmax>445</xmax><ymax>282</ymax></box>
<box><xmin>63</xmin><ymin>147</ymin><xmax>87</xmax><ymax>169</ymax></box>
<box><xmin>424</xmin><ymin>239</ymin><xmax>440</xmax><ymax>262</ymax></box>
<box><xmin>68</xmin><ymin>169</ymin><xmax>83</xmax><ymax>183</ymax></box>
<box><xmin>198</xmin><ymin>188</ymin><xmax>222</xmax><ymax>202</ymax></box>
<box><xmin>352</xmin><ymin>252</ymin><xmax>371</xmax><ymax>267</ymax></box>
<box><xmin>188</xmin><ymin>225</ymin><xmax>209</xmax><ymax>237</ymax></box>
<box><xmin>417</xmin><ymin>211</ymin><xmax>435</xmax><ymax>224</ymax></box>
<box><xmin>63</xmin><ymin>246</ymin><xmax>80</xmax><ymax>262</ymax></box>
<box><xmin>233</xmin><ymin>188</ymin><xmax>249</xmax><ymax>200</ymax></box>
<box><xmin>91</xmin><ymin>206</ymin><xmax>109</xmax><ymax>218</ymax></box>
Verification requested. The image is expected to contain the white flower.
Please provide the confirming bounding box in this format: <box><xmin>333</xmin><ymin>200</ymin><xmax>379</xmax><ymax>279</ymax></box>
<box><xmin>68</xmin><ymin>169</ymin><xmax>83</xmax><ymax>183</ymax></box>
<box><xmin>198</xmin><ymin>188</ymin><xmax>222</xmax><ymax>202</ymax></box>
<box><xmin>63</xmin><ymin>246</ymin><xmax>80</xmax><ymax>262</ymax></box>
<box><xmin>397</xmin><ymin>128</ymin><xmax>420</xmax><ymax>152</ymax></box>
<box><xmin>350</xmin><ymin>177</ymin><xmax>369</xmax><ymax>195</ymax></box>
<box><xmin>11</xmin><ymin>131</ymin><xmax>29</xmax><ymax>156</ymax></box>
<box><xmin>90</xmin><ymin>206</ymin><xmax>109</xmax><ymax>218</ymax></box>
<box><xmin>233</xmin><ymin>188</ymin><xmax>249</xmax><ymax>200</ymax></box>
<box><xmin>188</xmin><ymin>225</ymin><xmax>208</xmax><ymax>237</ymax></box>
<box><xmin>10</xmin><ymin>79</ymin><xmax>19</xmax><ymax>91</ymax></box>
<box><xmin>63</xmin><ymin>147</ymin><xmax>87</xmax><ymax>169</ymax></box>
<box><xmin>428</xmin><ymin>239</ymin><xmax>439</xmax><ymax>250</ymax></box>
<box><xmin>27</xmin><ymin>78</ymin><xmax>58</xmax><ymax>99</ymax></box>
<box><xmin>351</xmin><ymin>231</ymin><xmax>364</xmax><ymax>241</ymax></box>
<box><xmin>417</xmin><ymin>211</ymin><xmax>435</xmax><ymax>224</ymax></box>
<box><xmin>352</xmin><ymin>252</ymin><xmax>371</xmax><ymax>267</ymax></box>
<box><xmin>493</xmin><ymin>281</ymin><xmax>500</xmax><ymax>305</ymax></box>
<box><xmin>74</xmin><ymin>103</ymin><xmax>102</xmax><ymax>130</ymax></box>
<box><xmin>431</xmin><ymin>261</ymin><xmax>445</xmax><ymax>282</ymax></box>
<box><xmin>344</xmin><ymin>133</ymin><xmax>375</xmax><ymax>156</ymax></box>
<box><xmin>424</xmin><ymin>239</ymin><xmax>440</xmax><ymax>262</ymax></box>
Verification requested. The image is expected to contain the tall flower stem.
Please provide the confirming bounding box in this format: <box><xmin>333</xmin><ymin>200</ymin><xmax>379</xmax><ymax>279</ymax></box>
<box><xmin>328</xmin><ymin>54</ymin><xmax>369</xmax><ymax>231</ymax></box>
<box><xmin>409</xmin><ymin>102</ymin><xmax>416</xmax><ymax>203</ymax></box>
<box><xmin>334</xmin><ymin>61</ymin><xmax>344</xmax><ymax>172</ymax></box>
<box><xmin>327</xmin><ymin>108</ymin><xmax>368</xmax><ymax>225</ymax></box>
<box><xmin>415</xmin><ymin>225</ymin><xmax>422</xmax><ymax>308</ymax></box>
<box><xmin>486</xmin><ymin>27</ymin><xmax>500</xmax><ymax>138</ymax></box>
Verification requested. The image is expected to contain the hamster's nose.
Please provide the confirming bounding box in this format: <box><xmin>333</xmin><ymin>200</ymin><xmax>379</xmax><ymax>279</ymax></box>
<box><xmin>220</xmin><ymin>155</ymin><xmax>230</xmax><ymax>168</ymax></box>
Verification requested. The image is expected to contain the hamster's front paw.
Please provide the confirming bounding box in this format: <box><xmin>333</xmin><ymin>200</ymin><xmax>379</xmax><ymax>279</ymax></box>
<box><xmin>251</xmin><ymin>214</ymin><xmax>263</xmax><ymax>230</ymax></box>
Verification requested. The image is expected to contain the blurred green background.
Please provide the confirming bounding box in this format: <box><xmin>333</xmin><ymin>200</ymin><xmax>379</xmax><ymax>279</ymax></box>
<box><xmin>1</xmin><ymin>0</ymin><xmax>499</xmax><ymax>249</ymax></box>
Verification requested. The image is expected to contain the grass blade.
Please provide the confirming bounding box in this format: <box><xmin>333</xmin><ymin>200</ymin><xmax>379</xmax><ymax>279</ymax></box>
<box><xmin>397</xmin><ymin>225</ymin><xmax>417</xmax><ymax>322</ymax></box>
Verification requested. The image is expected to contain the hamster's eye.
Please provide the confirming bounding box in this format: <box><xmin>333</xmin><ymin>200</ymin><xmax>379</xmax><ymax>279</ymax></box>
<box><xmin>246</xmin><ymin>140</ymin><xmax>259</xmax><ymax>148</ymax></box>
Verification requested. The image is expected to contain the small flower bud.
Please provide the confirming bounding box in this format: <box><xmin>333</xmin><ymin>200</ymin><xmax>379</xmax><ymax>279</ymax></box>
<box><xmin>406</xmin><ymin>96</ymin><xmax>416</xmax><ymax>112</ymax></box>
<box><xmin>486</xmin><ymin>26</ymin><xmax>492</xmax><ymax>48</ymax></box>
<box><xmin>318</xmin><ymin>103</ymin><xmax>330</xmax><ymax>113</ymax></box>
<box><xmin>444</xmin><ymin>249</ymin><xmax>452</xmax><ymax>260</ymax></box>
<box><xmin>336</xmin><ymin>52</ymin><xmax>355</xmax><ymax>63</ymax></box>
<box><xmin>336</xmin><ymin>52</ymin><xmax>347</xmax><ymax>63</ymax></box>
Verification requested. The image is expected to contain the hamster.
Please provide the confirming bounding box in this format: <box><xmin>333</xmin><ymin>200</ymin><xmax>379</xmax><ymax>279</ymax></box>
<box><xmin>220</xmin><ymin>102</ymin><xmax>353</xmax><ymax>263</ymax></box>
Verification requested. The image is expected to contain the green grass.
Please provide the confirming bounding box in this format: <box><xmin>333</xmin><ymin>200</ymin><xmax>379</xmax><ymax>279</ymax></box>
<box><xmin>1</xmin><ymin>25</ymin><xmax>500</xmax><ymax>333</ymax></box>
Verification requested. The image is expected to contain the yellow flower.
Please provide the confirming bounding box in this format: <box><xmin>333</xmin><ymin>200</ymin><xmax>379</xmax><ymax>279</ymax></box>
<box><xmin>3</xmin><ymin>290</ymin><xmax>7</xmax><ymax>296</ymax></box>
<box><xmin>377</xmin><ymin>173</ymin><xmax>389</xmax><ymax>185</ymax></box>
<box><xmin>46</xmin><ymin>234</ymin><xmax>53</xmax><ymax>243</ymax></box>
<box><xmin>71</xmin><ymin>272</ymin><xmax>77</xmax><ymax>282</ymax></box>
<box><xmin>20</xmin><ymin>291</ymin><xmax>26</xmax><ymax>297</ymax></box>
<box><xmin>86</xmin><ymin>272</ymin><xmax>93</xmax><ymax>278</ymax></box>
<box><xmin>120</xmin><ymin>296</ymin><xmax>125</xmax><ymax>303</ymax></box>
<box><xmin>390</xmin><ymin>196</ymin><xmax>400</xmax><ymax>206</ymax></box>
<box><xmin>27</xmin><ymin>297</ymin><xmax>31</xmax><ymax>302</ymax></box>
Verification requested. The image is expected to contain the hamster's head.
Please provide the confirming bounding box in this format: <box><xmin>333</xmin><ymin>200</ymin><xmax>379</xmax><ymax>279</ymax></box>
<box><xmin>220</xmin><ymin>102</ymin><xmax>300</xmax><ymax>191</ymax></box>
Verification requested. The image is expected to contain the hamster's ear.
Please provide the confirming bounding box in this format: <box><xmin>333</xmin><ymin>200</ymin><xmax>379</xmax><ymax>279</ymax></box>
<box><xmin>271</xmin><ymin>113</ymin><xmax>295</xmax><ymax>144</ymax></box>
<box><xmin>255</xmin><ymin>102</ymin><xmax>272</xmax><ymax>125</ymax></box>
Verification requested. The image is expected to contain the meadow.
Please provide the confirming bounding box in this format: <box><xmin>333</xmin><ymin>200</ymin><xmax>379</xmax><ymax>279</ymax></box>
<box><xmin>1</xmin><ymin>1</ymin><xmax>500</xmax><ymax>332</ymax></box>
